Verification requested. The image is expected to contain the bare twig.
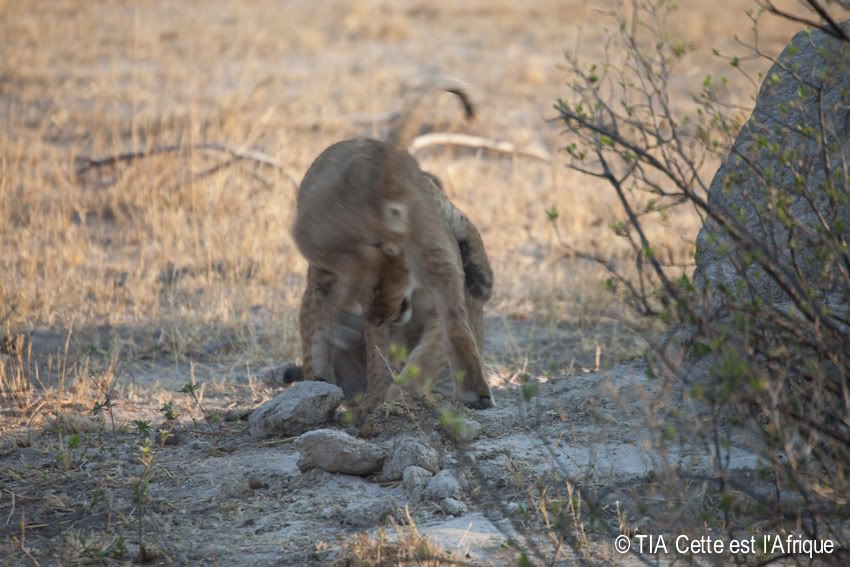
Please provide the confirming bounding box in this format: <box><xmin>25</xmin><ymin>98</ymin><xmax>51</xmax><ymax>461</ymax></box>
<box><xmin>20</xmin><ymin>511</ymin><xmax>40</xmax><ymax>567</ymax></box>
<box><xmin>5</xmin><ymin>491</ymin><xmax>15</xmax><ymax>526</ymax></box>
<box><xmin>75</xmin><ymin>142</ymin><xmax>300</xmax><ymax>189</ymax></box>
<box><xmin>408</xmin><ymin>133</ymin><xmax>553</xmax><ymax>162</ymax></box>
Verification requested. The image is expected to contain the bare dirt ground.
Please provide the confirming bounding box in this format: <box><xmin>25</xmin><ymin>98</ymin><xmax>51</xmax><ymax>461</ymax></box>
<box><xmin>0</xmin><ymin>0</ymin><xmax>808</xmax><ymax>564</ymax></box>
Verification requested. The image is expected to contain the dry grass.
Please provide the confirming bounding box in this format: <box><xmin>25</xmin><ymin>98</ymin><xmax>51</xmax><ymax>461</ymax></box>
<box><xmin>335</xmin><ymin>508</ymin><xmax>461</xmax><ymax>566</ymax></box>
<box><xmin>0</xmin><ymin>1</ymin><xmax>800</xmax><ymax>376</ymax></box>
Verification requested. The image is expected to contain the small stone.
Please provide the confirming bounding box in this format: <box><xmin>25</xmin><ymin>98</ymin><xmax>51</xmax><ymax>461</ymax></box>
<box><xmin>341</xmin><ymin>496</ymin><xmax>396</xmax><ymax>527</ymax></box>
<box><xmin>382</xmin><ymin>437</ymin><xmax>440</xmax><ymax>481</ymax></box>
<box><xmin>296</xmin><ymin>429</ymin><xmax>385</xmax><ymax>476</ymax></box>
<box><xmin>423</xmin><ymin>470</ymin><xmax>462</xmax><ymax>501</ymax></box>
<box><xmin>439</xmin><ymin>498</ymin><xmax>468</xmax><ymax>516</ymax></box>
<box><xmin>188</xmin><ymin>440</ymin><xmax>211</xmax><ymax>451</ymax></box>
<box><xmin>249</xmin><ymin>381</ymin><xmax>344</xmax><ymax>439</ymax></box>
<box><xmin>402</xmin><ymin>465</ymin><xmax>433</xmax><ymax>499</ymax></box>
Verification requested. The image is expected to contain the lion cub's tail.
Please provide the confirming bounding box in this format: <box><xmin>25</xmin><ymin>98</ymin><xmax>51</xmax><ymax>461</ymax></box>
<box><xmin>386</xmin><ymin>79</ymin><xmax>475</xmax><ymax>151</ymax></box>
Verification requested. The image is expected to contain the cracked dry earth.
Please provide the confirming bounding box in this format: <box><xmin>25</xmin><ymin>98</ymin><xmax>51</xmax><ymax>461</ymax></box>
<box><xmin>0</xmin><ymin>318</ymin><xmax>763</xmax><ymax>566</ymax></box>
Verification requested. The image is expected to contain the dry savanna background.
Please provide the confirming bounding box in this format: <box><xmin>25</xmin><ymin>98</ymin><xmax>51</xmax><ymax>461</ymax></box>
<box><xmin>0</xmin><ymin>0</ymin><xmax>826</xmax><ymax>565</ymax></box>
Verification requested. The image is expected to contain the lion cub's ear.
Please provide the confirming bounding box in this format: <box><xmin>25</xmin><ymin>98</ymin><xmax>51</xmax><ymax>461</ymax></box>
<box><xmin>380</xmin><ymin>200</ymin><xmax>409</xmax><ymax>256</ymax></box>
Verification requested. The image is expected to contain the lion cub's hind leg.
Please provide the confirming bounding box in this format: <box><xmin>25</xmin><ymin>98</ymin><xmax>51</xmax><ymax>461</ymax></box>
<box><xmin>409</xmin><ymin>237</ymin><xmax>494</xmax><ymax>409</ymax></box>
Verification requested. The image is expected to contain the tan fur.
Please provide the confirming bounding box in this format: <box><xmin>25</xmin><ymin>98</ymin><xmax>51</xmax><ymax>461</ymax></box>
<box><xmin>297</xmin><ymin>173</ymin><xmax>493</xmax><ymax>407</ymax></box>
<box><xmin>291</xmin><ymin>85</ymin><xmax>493</xmax><ymax>413</ymax></box>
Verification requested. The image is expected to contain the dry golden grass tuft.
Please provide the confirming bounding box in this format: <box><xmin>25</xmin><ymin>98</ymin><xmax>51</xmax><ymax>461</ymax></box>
<box><xmin>43</xmin><ymin>411</ymin><xmax>107</xmax><ymax>435</ymax></box>
<box><xmin>335</xmin><ymin>508</ymin><xmax>460</xmax><ymax>567</ymax></box>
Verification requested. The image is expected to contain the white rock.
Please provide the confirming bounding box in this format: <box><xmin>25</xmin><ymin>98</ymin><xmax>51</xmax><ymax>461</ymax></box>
<box><xmin>382</xmin><ymin>437</ymin><xmax>440</xmax><ymax>480</ymax></box>
<box><xmin>439</xmin><ymin>497</ymin><xmax>468</xmax><ymax>516</ymax></box>
<box><xmin>296</xmin><ymin>429</ymin><xmax>385</xmax><ymax>476</ymax></box>
<box><xmin>249</xmin><ymin>381</ymin><xmax>344</xmax><ymax>439</ymax></box>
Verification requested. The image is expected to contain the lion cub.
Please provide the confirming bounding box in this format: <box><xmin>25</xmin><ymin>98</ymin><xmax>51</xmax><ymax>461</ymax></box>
<box><xmin>291</xmin><ymin>88</ymin><xmax>494</xmax><ymax>413</ymax></box>
<box><xmin>290</xmin><ymin>172</ymin><xmax>493</xmax><ymax>408</ymax></box>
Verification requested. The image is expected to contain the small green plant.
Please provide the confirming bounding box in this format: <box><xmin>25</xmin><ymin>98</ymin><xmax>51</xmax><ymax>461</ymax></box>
<box><xmin>339</xmin><ymin>408</ymin><xmax>357</xmax><ymax>427</ymax></box>
<box><xmin>131</xmin><ymin>439</ymin><xmax>156</xmax><ymax>562</ymax></box>
<box><xmin>439</xmin><ymin>407</ymin><xmax>466</xmax><ymax>440</ymax></box>
<box><xmin>132</xmin><ymin>420</ymin><xmax>151</xmax><ymax>438</ymax></box>
<box><xmin>389</xmin><ymin>342</ymin><xmax>424</xmax><ymax>390</ymax></box>
<box><xmin>56</xmin><ymin>430</ymin><xmax>71</xmax><ymax>471</ymax></box>
<box><xmin>519</xmin><ymin>373</ymin><xmax>538</xmax><ymax>401</ymax></box>
<box><xmin>179</xmin><ymin>381</ymin><xmax>207</xmax><ymax>420</ymax></box>
<box><xmin>91</xmin><ymin>398</ymin><xmax>116</xmax><ymax>435</ymax></box>
<box><xmin>157</xmin><ymin>428</ymin><xmax>172</xmax><ymax>447</ymax></box>
<box><xmin>159</xmin><ymin>401</ymin><xmax>177</xmax><ymax>421</ymax></box>
<box><xmin>55</xmin><ymin>431</ymin><xmax>85</xmax><ymax>471</ymax></box>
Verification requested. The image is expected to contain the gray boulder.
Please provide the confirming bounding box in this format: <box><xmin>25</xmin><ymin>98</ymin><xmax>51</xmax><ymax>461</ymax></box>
<box><xmin>402</xmin><ymin>465</ymin><xmax>434</xmax><ymax>499</ymax></box>
<box><xmin>295</xmin><ymin>429</ymin><xmax>385</xmax><ymax>475</ymax></box>
<box><xmin>341</xmin><ymin>495</ymin><xmax>397</xmax><ymax>527</ymax></box>
<box><xmin>249</xmin><ymin>381</ymin><xmax>344</xmax><ymax>439</ymax></box>
<box><xmin>423</xmin><ymin>470</ymin><xmax>462</xmax><ymax>501</ymax></box>
<box><xmin>693</xmin><ymin>25</ymin><xmax>850</xmax><ymax>318</ymax></box>
<box><xmin>663</xmin><ymin>24</ymin><xmax>850</xmax><ymax>382</ymax></box>
<box><xmin>381</xmin><ymin>437</ymin><xmax>440</xmax><ymax>480</ymax></box>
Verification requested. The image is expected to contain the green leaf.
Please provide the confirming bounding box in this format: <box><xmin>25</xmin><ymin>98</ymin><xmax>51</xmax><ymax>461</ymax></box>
<box><xmin>521</xmin><ymin>382</ymin><xmax>538</xmax><ymax>401</ymax></box>
<box><xmin>692</xmin><ymin>341</ymin><xmax>712</xmax><ymax>358</ymax></box>
<box><xmin>179</xmin><ymin>383</ymin><xmax>201</xmax><ymax>394</ymax></box>
<box><xmin>439</xmin><ymin>408</ymin><xmax>467</xmax><ymax>440</ymax></box>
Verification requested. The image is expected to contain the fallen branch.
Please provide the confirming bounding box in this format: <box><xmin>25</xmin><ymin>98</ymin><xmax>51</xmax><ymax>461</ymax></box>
<box><xmin>407</xmin><ymin>133</ymin><xmax>552</xmax><ymax>162</ymax></box>
<box><xmin>75</xmin><ymin>142</ymin><xmax>300</xmax><ymax>189</ymax></box>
